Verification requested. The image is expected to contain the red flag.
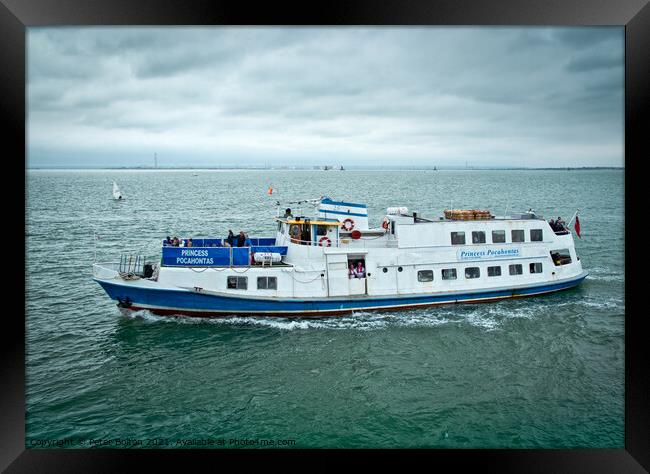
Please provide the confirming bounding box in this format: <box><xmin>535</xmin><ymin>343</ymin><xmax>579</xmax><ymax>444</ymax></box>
<box><xmin>574</xmin><ymin>215</ymin><xmax>581</xmax><ymax>238</ymax></box>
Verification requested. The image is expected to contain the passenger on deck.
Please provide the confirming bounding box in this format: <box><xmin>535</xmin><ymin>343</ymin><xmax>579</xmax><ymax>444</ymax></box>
<box><xmin>284</xmin><ymin>208</ymin><xmax>293</xmax><ymax>218</ymax></box>
<box><xmin>244</xmin><ymin>234</ymin><xmax>252</xmax><ymax>247</ymax></box>
<box><xmin>237</xmin><ymin>231</ymin><xmax>246</xmax><ymax>247</ymax></box>
<box><xmin>301</xmin><ymin>227</ymin><xmax>311</xmax><ymax>245</ymax></box>
<box><xmin>354</xmin><ymin>261</ymin><xmax>366</xmax><ymax>278</ymax></box>
<box><xmin>225</xmin><ymin>230</ymin><xmax>235</xmax><ymax>247</ymax></box>
<box><xmin>172</xmin><ymin>236</ymin><xmax>180</xmax><ymax>247</ymax></box>
<box><xmin>186</xmin><ymin>238</ymin><xmax>193</xmax><ymax>248</ymax></box>
<box><xmin>349</xmin><ymin>263</ymin><xmax>355</xmax><ymax>279</ymax></box>
<box><xmin>179</xmin><ymin>238</ymin><xmax>185</xmax><ymax>247</ymax></box>
<box><xmin>165</xmin><ymin>236</ymin><xmax>172</xmax><ymax>246</ymax></box>
<box><xmin>556</xmin><ymin>217</ymin><xmax>566</xmax><ymax>230</ymax></box>
<box><xmin>290</xmin><ymin>225</ymin><xmax>300</xmax><ymax>244</ymax></box>
<box><xmin>549</xmin><ymin>219</ymin><xmax>556</xmax><ymax>231</ymax></box>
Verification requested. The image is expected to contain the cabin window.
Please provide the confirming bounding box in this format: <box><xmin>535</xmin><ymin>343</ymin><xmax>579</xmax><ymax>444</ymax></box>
<box><xmin>391</xmin><ymin>221</ymin><xmax>396</xmax><ymax>234</ymax></box>
<box><xmin>487</xmin><ymin>266</ymin><xmax>502</xmax><ymax>277</ymax></box>
<box><xmin>442</xmin><ymin>268</ymin><xmax>457</xmax><ymax>280</ymax></box>
<box><xmin>492</xmin><ymin>230</ymin><xmax>506</xmax><ymax>243</ymax></box>
<box><xmin>550</xmin><ymin>249</ymin><xmax>572</xmax><ymax>266</ymax></box>
<box><xmin>509</xmin><ymin>264</ymin><xmax>523</xmax><ymax>275</ymax></box>
<box><xmin>529</xmin><ymin>262</ymin><xmax>543</xmax><ymax>274</ymax></box>
<box><xmin>472</xmin><ymin>231</ymin><xmax>486</xmax><ymax>244</ymax></box>
<box><xmin>257</xmin><ymin>276</ymin><xmax>277</xmax><ymax>290</ymax></box>
<box><xmin>530</xmin><ymin>229</ymin><xmax>543</xmax><ymax>241</ymax></box>
<box><xmin>227</xmin><ymin>276</ymin><xmax>248</xmax><ymax>290</ymax></box>
<box><xmin>465</xmin><ymin>267</ymin><xmax>480</xmax><ymax>279</ymax></box>
<box><xmin>316</xmin><ymin>225</ymin><xmax>327</xmax><ymax>236</ymax></box>
<box><xmin>511</xmin><ymin>230</ymin><xmax>525</xmax><ymax>242</ymax></box>
<box><xmin>418</xmin><ymin>270</ymin><xmax>434</xmax><ymax>282</ymax></box>
<box><xmin>451</xmin><ymin>232</ymin><xmax>466</xmax><ymax>245</ymax></box>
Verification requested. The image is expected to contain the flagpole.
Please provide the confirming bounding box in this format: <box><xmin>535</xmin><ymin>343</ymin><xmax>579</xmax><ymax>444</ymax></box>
<box><xmin>568</xmin><ymin>208</ymin><xmax>580</xmax><ymax>227</ymax></box>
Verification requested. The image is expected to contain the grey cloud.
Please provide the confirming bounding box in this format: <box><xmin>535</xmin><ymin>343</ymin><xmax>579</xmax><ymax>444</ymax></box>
<box><xmin>27</xmin><ymin>27</ymin><xmax>624</xmax><ymax>168</ymax></box>
<box><xmin>566</xmin><ymin>55</ymin><xmax>622</xmax><ymax>72</ymax></box>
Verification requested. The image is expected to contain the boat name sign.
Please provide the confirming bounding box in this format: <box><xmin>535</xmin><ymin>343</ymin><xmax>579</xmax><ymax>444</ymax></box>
<box><xmin>458</xmin><ymin>248</ymin><xmax>520</xmax><ymax>260</ymax></box>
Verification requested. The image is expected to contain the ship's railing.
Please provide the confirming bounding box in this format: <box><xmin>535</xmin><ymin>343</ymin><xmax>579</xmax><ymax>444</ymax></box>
<box><xmin>161</xmin><ymin>245</ymin><xmax>288</xmax><ymax>267</ymax></box>
<box><xmin>119</xmin><ymin>254</ymin><xmax>146</xmax><ymax>275</ymax></box>
<box><xmin>162</xmin><ymin>237</ymin><xmax>276</xmax><ymax>247</ymax></box>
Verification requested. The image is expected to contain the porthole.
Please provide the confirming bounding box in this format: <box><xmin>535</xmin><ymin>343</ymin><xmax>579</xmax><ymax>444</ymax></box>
<box><xmin>382</xmin><ymin>268</ymin><xmax>388</xmax><ymax>273</ymax></box>
<box><xmin>398</xmin><ymin>267</ymin><xmax>403</xmax><ymax>272</ymax></box>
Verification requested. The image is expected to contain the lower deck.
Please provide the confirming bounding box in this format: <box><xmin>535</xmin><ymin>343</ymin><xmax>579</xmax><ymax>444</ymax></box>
<box><xmin>95</xmin><ymin>270</ymin><xmax>588</xmax><ymax>317</ymax></box>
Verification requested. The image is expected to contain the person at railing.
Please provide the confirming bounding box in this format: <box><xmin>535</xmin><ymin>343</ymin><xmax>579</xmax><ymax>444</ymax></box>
<box><xmin>186</xmin><ymin>238</ymin><xmax>193</xmax><ymax>248</ymax></box>
<box><xmin>244</xmin><ymin>233</ymin><xmax>252</xmax><ymax>247</ymax></box>
<box><xmin>165</xmin><ymin>236</ymin><xmax>172</xmax><ymax>246</ymax></box>
<box><xmin>225</xmin><ymin>230</ymin><xmax>235</xmax><ymax>247</ymax></box>
<box><xmin>549</xmin><ymin>219</ymin><xmax>556</xmax><ymax>231</ymax></box>
<box><xmin>172</xmin><ymin>236</ymin><xmax>180</xmax><ymax>247</ymax></box>
<box><xmin>349</xmin><ymin>263</ymin><xmax>355</xmax><ymax>279</ymax></box>
<box><xmin>284</xmin><ymin>208</ymin><xmax>293</xmax><ymax>218</ymax></box>
<box><xmin>237</xmin><ymin>231</ymin><xmax>246</xmax><ymax>247</ymax></box>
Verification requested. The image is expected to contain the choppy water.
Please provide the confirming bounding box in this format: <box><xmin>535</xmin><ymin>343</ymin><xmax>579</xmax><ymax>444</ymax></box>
<box><xmin>26</xmin><ymin>169</ymin><xmax>624</xmax><ymax>448</ymax></box>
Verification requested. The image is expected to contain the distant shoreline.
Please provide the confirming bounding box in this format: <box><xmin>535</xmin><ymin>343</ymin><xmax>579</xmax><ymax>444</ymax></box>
<box><xmin>26</xmin><ymin>166</ymin><xmax>624</xmax><ymax>171</ymax></box>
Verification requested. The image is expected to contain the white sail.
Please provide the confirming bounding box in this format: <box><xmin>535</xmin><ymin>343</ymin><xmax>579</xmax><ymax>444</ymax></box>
<box><xmin>112</xmin><ymin>181</ymin><xmax>123</xmax><ymax>200</ymax></box>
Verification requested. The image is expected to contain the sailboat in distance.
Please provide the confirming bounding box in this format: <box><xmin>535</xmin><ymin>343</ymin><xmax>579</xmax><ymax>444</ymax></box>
<box><xmin>112</xmin><ymin>181</ymin><xmax>123</xmax><ymax>200</ymax></box>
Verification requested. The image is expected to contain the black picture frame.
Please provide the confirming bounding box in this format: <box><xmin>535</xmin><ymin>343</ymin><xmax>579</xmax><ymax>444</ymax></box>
<box><xmin>5</xmin><ymin>0</ymin><xmax>648</xmax><ymax>471</ymax></box>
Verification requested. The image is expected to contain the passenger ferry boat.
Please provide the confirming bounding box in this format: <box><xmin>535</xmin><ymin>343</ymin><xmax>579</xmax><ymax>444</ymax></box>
<box><xmin>92</xmin><ymin>198</ymin><xmax>587</xmax><ymax>317</ymax></box>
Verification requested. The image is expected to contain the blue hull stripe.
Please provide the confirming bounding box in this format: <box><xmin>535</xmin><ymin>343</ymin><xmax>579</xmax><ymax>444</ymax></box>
<box><xmin>95</xmin><ymin>274</ymin><xmax>587</xmax><ymax>316</ymax></box>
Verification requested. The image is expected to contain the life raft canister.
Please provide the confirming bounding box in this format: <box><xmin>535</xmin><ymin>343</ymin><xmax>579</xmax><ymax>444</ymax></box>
<box><xmin>351</xmin><ymin>230</ymin><xmax>361</xmax><ymax>240</ymax></box>
<box><xmin>381</xmin><ymin>217</ymin><xmax>390</xmax><ymax>230</ymax></box>
<box><xmin>341</xmin><ymin>218</ymin><xmax>355</xmax><ymax>231</ymax></box>
<box><xmin>319</xmin><ymin>236</ymin><xmax>332</xmax><ymax>247</ymax></box>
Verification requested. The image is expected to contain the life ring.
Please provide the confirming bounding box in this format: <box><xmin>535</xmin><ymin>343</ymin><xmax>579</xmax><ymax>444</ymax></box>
<box><xmin>381</xmin><ymin>217</ymin><xmax>390</xmax><ymax>230</ymax></box>
<box><xmin>318</xmin><ymin>236</ymin><xmax>332</xmax><ymax>247</ymax></box>
<box><xmin>341</xmin><ymin>218</ymin><xmax>355</xmax><ymax>231</ymax></box>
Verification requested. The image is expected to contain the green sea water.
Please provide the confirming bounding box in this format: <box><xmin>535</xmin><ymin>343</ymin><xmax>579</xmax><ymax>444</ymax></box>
<box><xmin>25</xmin><ymin>169</ymin><xmax>624</xmax><ymax>448</ymax></box>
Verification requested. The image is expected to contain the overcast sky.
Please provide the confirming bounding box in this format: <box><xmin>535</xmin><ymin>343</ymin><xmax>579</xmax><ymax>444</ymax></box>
<box><xmin>27</xmin><ymin>27</ymin><xmax>624</xmax><ymax>168</ymax></box>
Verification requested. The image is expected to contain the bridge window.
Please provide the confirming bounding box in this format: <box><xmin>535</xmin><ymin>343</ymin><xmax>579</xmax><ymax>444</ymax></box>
<box><xmin>442</xmin><ymin>268</ymin><xmax>457</xmax><ymax>280</ymax></box>
<box><xmin>509</xmin><ymin>264</ymin><xmax>523</xmax><ymax>275</ymax></box>
<box><xmin>465</xmin><ymin>267</ymin><xmax>480</xmax><ymax>279</ymax></box>
<box><xmin>472</xmin><ymin>231</ymin><xmax>486</xmax><ymax>244</ymax></box>
<box><xmin>418</xmin><ymin>270</ymin><xmax>434</xmax><ymax>282</ymax></box>
<box><xmin>227</xmin><ymin>276</ymin><xmax>248</xmax><ymax>290</ymax></box>
<box><xmin>451</xmin><ymin>232</ymin><xmax>465</xmax><ymax>245</ymax></box>
<box><xmin>257</xmin><ymin>276</ymin><xmax>277</xmax><ymax>290</ymax></box>
<box><xmin>530</xmin><ymin>229</ymin><xmax>543</xmax><ymax>241</ymax></box>
<box><xmin>529</xmin><ymin>262</ymin><xmax>543</xmax><ymax>274</ymax></box>
<box><xmin>492</xmin><ymin>230</ymin><xmax>506</xmax><ymax>243</ymax></box>
<box><xmin>511</xmin><ymin>230</ymin><xmax>525</xmax><ymax>243</ymax></box>
<box><xmin>487</xmin><ymin>266</ymin><xmax>502</xmax><ymax>277</ymax></box>
<box><xmin>550</xmin><ymin>249</ymin><xmax>572</xmax><ymax>266</ymax></box>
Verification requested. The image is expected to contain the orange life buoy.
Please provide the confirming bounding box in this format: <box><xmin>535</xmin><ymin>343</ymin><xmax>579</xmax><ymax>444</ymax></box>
<box><xmin>341</xmin><ymin>218</ymin><xmax>355</xmax><ymax>231</ymax></box>
<box><xmin>381</xmin><ymin>217</ymin><xmax>389</xmax><ymax>230</ymax></box>
<box><xmin>318</xmin><ymin>236</ymin><xmax>332</xmax><ymax>247</ymax></box>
